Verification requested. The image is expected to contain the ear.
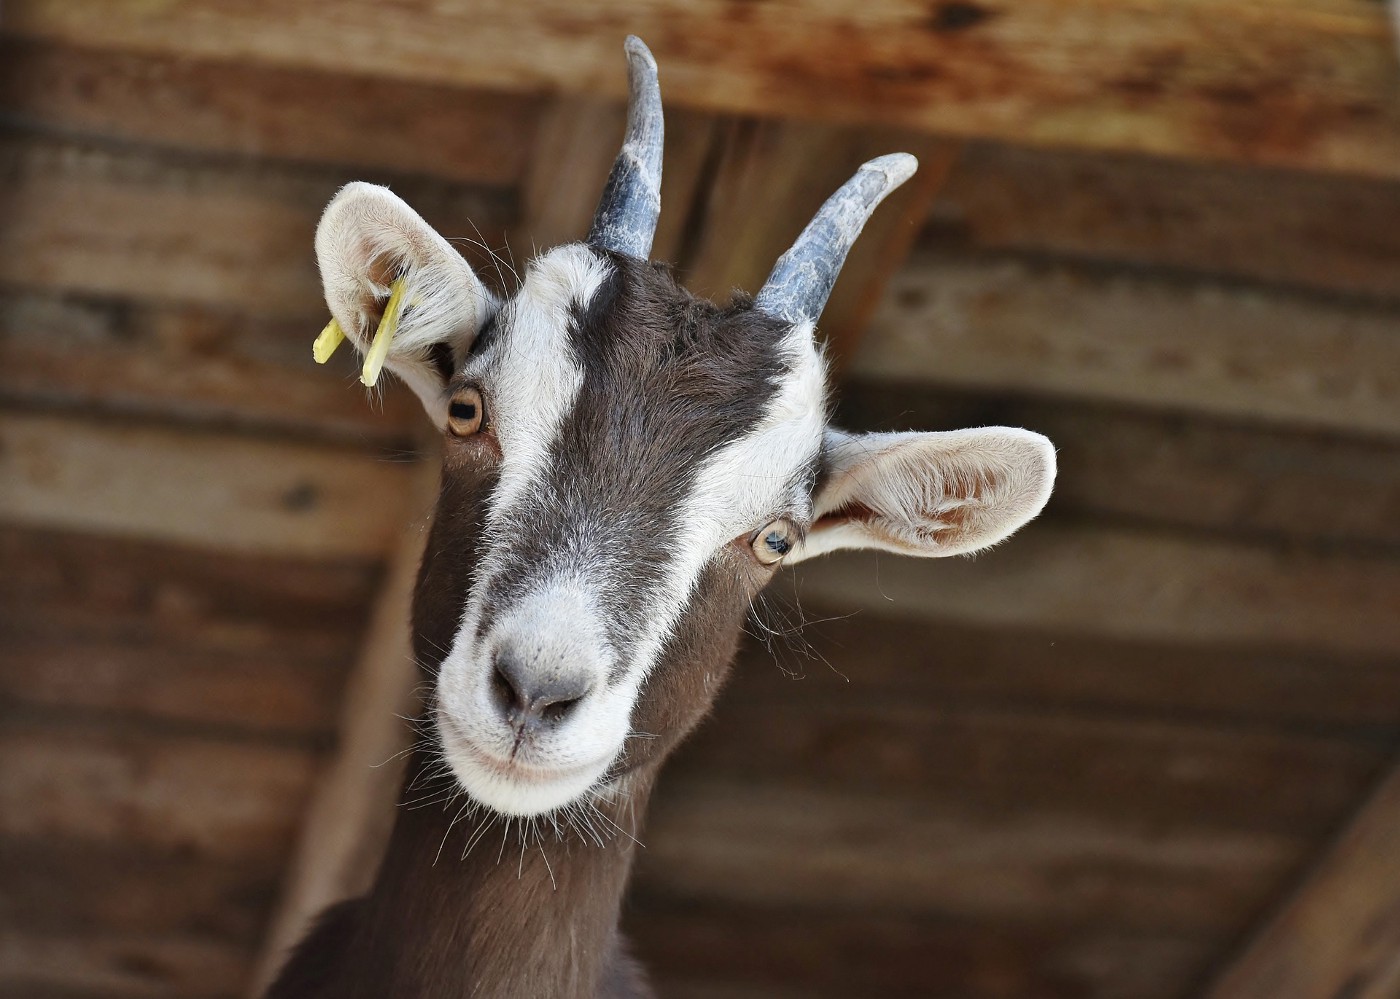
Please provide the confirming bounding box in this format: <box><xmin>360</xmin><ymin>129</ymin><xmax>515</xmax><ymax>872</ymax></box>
<box><xmin>788</xmin><ymin>426</ymin><xmax>1056</xmax><ymax>563</ymax></box>
<box><xmin>315</xmin><ymin>182</ymin><xmax>497</xmax><ymax>426</ymax></box>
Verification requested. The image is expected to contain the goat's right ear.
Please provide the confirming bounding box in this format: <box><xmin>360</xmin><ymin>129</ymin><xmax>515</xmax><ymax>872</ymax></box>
<box><xmin>315</xmin><ymin>182</ymin><xmax>496</xmax><ymax>426</ymax></box>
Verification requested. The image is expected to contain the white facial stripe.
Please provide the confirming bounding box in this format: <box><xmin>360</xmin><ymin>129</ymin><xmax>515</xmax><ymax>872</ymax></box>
<box><xmin>474</xmin><ymin>244</ymin><xmax>612</xmax><ymax>529</ymax></box>
<box><xmin>617</xmin><ymin>320</ymin><xmax>828</xmax><ymax>686</ymax></box>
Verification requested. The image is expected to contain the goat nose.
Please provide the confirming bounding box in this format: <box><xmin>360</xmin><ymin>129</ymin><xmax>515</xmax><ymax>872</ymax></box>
<box><xmin>490</xmin><ymin>651</ymin><xmax>590</xmax><ymax>728</ymax></box>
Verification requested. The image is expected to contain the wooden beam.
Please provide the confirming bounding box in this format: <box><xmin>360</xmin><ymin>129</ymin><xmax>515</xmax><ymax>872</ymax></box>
<box><xmin>0</xmin><ymin>413</ymin><xmax>413</xmax><ymax>558</ymax></box>
<box><xmin>1205</xmin><ymin>763</ymin><xmax>1400</xmax><ymax>999</ymax></box>
<box><xmin>790</xmin><ymin>524</ymin><xmax>1400</xmax><ymax>658</ymax></box>
<box><xmin>935</xmin><ymin>142</ymin><xmax>1400</xmax><ymax>302</ymax></box>
<box><xmin>637</xmin><ymin>779</ymin><xmax>1299</xmax><ymax>935</ymax></box>
<box><xmin>0</xmin><ymin>720</ymin><xmax>320</xmax><ymax>863</ymax></box>
<box><xmin>0</xmin><ymin>929</ymin><xmax>251</xmax><ymax>999</ymax></box>
<box><xmin>853</xmin><ymin>249</ymin><xmax>1400</xmax><ymax>437</ymax></box>
<box><xmin>627</xmin><ymin>897</ymin><xmax>1212</xmax><ymax>999</ymax></box>
<box><xmin>0</xmin><ymin>37</ymin><xmax>537</xmax><ymax>186</ymax></box>
<box><xmin>0</xmin><ymin>135</ymin><xmax>513</xmax><ymax>317</ymax></box>
<box><xmin>0</xmin><ymin>290</ymin><xmax>420</xmax><ymax>444</ymax></box>
<box><xmin>682</xmin><ymin>668</ymin><xmax>1383</xmax><ymax>837</ymax></box>
<box><xmin>9</xmin><ymin>1</ymin><xmax>1400</xmax><ymax>178</ymax></box>
<box><xmin>838</xmin><ymin>381</ymin><xmax>1400</xmax><ymax>553</ymax></box>
<box><xmin>249</xmin><ymin>455</ymin><xmax>438</xmax><ymax>995</ymax></box>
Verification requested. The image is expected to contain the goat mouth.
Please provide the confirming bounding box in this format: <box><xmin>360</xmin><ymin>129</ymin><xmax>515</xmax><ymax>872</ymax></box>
<box><xmin>438</xmin><ymin>713</ymin><xmax>601</xmax><ymax>784</ymax></box>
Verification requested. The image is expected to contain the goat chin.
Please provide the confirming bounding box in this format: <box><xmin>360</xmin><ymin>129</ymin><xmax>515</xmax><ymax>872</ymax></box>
<box><xmin>438</xmin><ymin>723</ymin><xmax>617</xmax><ymax>818</ymax></box>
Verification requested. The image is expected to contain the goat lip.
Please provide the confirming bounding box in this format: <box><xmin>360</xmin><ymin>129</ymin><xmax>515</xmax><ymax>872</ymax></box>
<box><xmin>456</xmin><ymin>731</ymin><xmax>592</xmax><ymax>785</ymax></box>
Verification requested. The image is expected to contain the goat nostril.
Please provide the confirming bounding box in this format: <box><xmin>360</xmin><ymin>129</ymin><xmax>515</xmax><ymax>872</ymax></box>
<box><xmin>490</xmin><ymin>662</ymin><xmax>525</xmax><ymax>716</ymax></box>
<box><xmin>540</xmin><ymin>694</ymin><xmax>584</xmax><ymax>725</ymax></box>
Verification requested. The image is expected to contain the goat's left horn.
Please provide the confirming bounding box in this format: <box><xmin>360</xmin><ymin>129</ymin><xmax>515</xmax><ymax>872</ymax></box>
<box><xmin>754</xmin><ymin>153</ymin><xmax>918</xmax><ymax>326</ymax></box>
<box><xmin>587</xmin><ymin>36</ymin><xmax>664</xmax><ymax>259</ymax></box>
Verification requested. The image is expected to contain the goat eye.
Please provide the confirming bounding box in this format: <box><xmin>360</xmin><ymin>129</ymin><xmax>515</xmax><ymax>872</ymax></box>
<box><xmin>447</xmin><ymin>387</ymin><xmax>485</xmax><ymax>437</ymax></box>
<box><xmin>751</xmin><ymin>520</ymin><xmax>795</xmax><ymax>566</ymax></box>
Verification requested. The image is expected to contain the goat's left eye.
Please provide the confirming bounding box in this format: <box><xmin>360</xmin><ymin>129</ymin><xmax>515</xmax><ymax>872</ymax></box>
<box><xmin>751</xmin><ymin>520</ymin><xmax>796</xmax><ymax>566</ymax></box>
<box><xmin>447</xmin><ymin>387</ymin><xmax>485</xmax><ymax>437</ymax></box>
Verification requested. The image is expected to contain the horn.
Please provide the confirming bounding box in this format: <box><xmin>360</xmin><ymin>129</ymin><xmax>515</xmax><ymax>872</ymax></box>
<box><xmin>587</xmin><ymin>36</ymin><xmax>664</xmax><ymax>259</ymax></box>
<box><xmin>754</xmin><ymin>153</ymin><xmax>918</xmax><ymax>325</ymax></box>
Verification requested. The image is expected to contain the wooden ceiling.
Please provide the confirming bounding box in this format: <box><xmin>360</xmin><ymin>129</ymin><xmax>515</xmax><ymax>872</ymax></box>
<box><xmin>3</xmin><ymin>3</ymin><xmax>1400</xmax><ymax>997</ymax></box>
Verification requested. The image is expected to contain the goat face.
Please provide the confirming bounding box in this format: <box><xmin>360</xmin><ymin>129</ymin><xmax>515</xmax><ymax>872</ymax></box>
<box><xmin>313</xmin><ymin>39</ymin><xmax>1055</xmax><ymax>818</ymax></box>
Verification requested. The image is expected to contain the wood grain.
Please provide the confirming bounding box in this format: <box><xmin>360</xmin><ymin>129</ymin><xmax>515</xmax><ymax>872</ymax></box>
<box><xmin>0</xmin><ymin>37</ymin><xmax>538</xmax><ymax>186</ymax></box>
<box><xmin>0</xmin><ymin>721</ymin><xmax>320</xmax><ymax>863</ymax></box>
<box><xmin>1205</xmin><ymin>764</ymin><xmax>1400</xmax><ymax>999</ymax></box>
<box><xmin>0</xmin><ymin>412</ymin><xmax>413</xmax><ymax>558</ymax></box>
<box><xmin>10</xmin><ymin>0</ymin><xmax>1400</xmax><ymax>177</ymax></box>
<box><xmin>0</xmin><ymin>134</ymin><xmax>514</xmax><ymax>317</ymax></box>
<box><xmin>853</xmin><ymin>249</ymin><xmax>1400</xmax><ymax>436</ymax></box>
<box><xmin>789</xmin><ymin>524</ymin><xmax>1400</xmax><ymax>657</ymax></box>
<box><xmin>0</xmin><ymin>290</ymin><xmax>421</xmax><ymax>443</ymax></box>
<box><xmin>934</xmin><ymin>142</ymin><xmax>1400</xmax><ymax>301</ymax></box>
<box><xmin>837</xmin><ymin>381</ymin><xmax>1400</xmax><ymax>552</ymax></box>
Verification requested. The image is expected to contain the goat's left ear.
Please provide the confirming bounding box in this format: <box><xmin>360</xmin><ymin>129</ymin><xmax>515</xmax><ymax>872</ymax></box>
<box><xmin>315</xmin><ymin>182</ymin><xmax>497</xmax><ymax>427</ymax></box>
<box><xmin>787</xmin><ymin>427</ymin><xmax>1056</xmax><ymax>564</ymax></box>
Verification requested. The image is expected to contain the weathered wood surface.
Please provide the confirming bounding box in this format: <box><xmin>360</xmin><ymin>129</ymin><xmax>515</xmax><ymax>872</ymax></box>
<box><xmin>0</xmin><ymin>290</ymin><xmax>420</xmax><ymax>443</ymax></box>
<box><xmin>0</xmin><ymin>721</ymin><xmax>320</xmax><ymax>862</ymax></box>
<box><xmin>637</xmin><ymin>779</ymin><xmax>1300</xmax><ymax>934</ymax></box>
<box><xmin>0</xmin><ymin>526</ymin><xmax>381</xmax><ymax>643</ymax></box>
<box><xmin>0</xmin><ymin>37</ymin><xmax>538</xmax><ymax>186</ymax></box>
<box><xmin>0</xmin><ymin>412</ymin><xmax>413</xmax><ymax>558</ymax></box>
<box><xmin>853</xmin><ymin>249</ymin><xmax>1400</xmax><ymax>436</ymax></box>
<box><xmin>1204</xmin><ymin>764</ymin><xmax>1400</xmax><ymax>999</ymax></box>
<box><xmin>0</xmin><ymin>135</ymin><xmax>514</xmax><ymax>317</ymax></box>
<box><xmin>0</xmin><ymin>928</ymin><xmax>249</xmax><ymax>999</ymax></box>
<box><xmin>933</xmin><ymin>142</ymin><xmax>1400</xmax><ymax>301</ymax></box>
<box><xmin>629</xmin><ymin>898</ymin><xmax>1213</xmax><ymax>999</ymax></box>
<box><xmin>837</xmin><ymin>381</ymin><xmax>1400</xmax><ymax>552</ymax></box>
<box><xmin>741</xmin><ymin>599</ymin><xmax>1400</xmax><ymax>731</ymax></box>
<box><xmin>790</xmin><ymin>525</ymin><xmax>1400</xmax><ymax>658</ymax></box>
<box><xmin>10</xmin><ymin>1</ymin><xmax>1400</xmax><ymax>178</ymax></box>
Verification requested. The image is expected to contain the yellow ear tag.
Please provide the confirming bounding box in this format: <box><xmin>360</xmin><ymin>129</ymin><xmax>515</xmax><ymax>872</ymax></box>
<box><xmin>361</xmin><ymin>277</ymin><xmax>409</xmax><ymax>388</ymax></box>
<box><xmin>312</xmin><ymin>317</ymin><xmax>346</xmax><ymax>364</ymax></box>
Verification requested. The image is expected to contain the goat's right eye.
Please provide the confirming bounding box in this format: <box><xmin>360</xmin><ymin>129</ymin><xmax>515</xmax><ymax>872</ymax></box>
<box><xmin>447</xmin><ymin>387</ymin><xmax>485</xmax><ymax>437</ymax></box>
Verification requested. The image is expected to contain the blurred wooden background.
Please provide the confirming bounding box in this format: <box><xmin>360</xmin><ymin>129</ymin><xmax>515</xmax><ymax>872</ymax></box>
<box><xmin>4</xmin><ymin>2</ymin><xmax>1400</xmax><ymax>997</ymax></box>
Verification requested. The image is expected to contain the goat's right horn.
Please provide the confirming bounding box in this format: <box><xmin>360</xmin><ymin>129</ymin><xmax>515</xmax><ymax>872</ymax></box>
<box><xmin>754</xmin><ymin>153</ymin><xmax>918</xmax><ymax>326</ymax></box>
<box><xmin>587</xmin><ymin>36</ymin><xmax>664</xmax><ymax>260</ymax></box>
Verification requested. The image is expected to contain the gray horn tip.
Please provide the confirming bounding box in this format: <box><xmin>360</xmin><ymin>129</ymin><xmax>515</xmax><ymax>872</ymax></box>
<box><xmin>863</xmin><ymin>152</ymin><xmax>919</xmax><ymax>190</ymax></box>
<box><xmin>624</xmin><ymin>35</ymin><xmax>658</xmax><ymax>74</ymax></box>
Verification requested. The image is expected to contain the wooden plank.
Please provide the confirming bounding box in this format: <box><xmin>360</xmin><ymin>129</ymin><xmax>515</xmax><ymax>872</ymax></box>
<box><xmin>789</xmin><ymin>524</ymin><xmax>1400</xmax><ymax>658</ymax></box>
<box><xmin>0</xmin><ymin>37</ymin><xmax>537</xmax><ymax>186</ymax></box>
<box><xmin>0</xmin><ymin>134</ymin><xmax>514</xmax><ymax>317</ymax></box>
<box><xmin>934</xmin><ymin>142</ymin><xmax>1400</xmax><ymax>301</ymax></box>
<box><xmin>0</xmin><ymin>526</ymin><xmax>381</xmax><ymax>648</ymax></box>
<box><xmin>853</xmin><ymin>249</ymin><xmax>1400</xmax><ymax>436</ymax></box>
<box><xmin>0</xmin><ymin>290</ymin><xmax>421</xmax><ymax>443</ymax></box>
<box><xmin>636</xmin><ymin>779</ymin><xmax>1301</xmax><ymax>934</ymax></box>
<box><xmin>0</xmin><ymin>632</ymin><xmax>344</xmax><ymax>737</ymax></box>
<box><xmin>0</xmin><ymin>838</ymin><xmax>277</xmax><ymax>942</ymax></box>
<box><xmin>0</xmin><ymin>720</ymin><xmax>319</xmax><ymax>863</ymax></box>
<box><xmin>1205</xmin><ymin>763</ymin><xmax>1400</xmax><ymax>999</ymax></box>
<box><xmin>628</xmin><ymin>898</ymin><xmax>1214</xmax><ymax>999</ymax></box>
<box><xmin>678</xmin><ymin>120</ymin><xmax>953</xmax><ymax>360</ymax></box>
<box><xmin>0</xmin><ymin>929</ymin><xmax>249</xmax><ymax>999</ymax></box>
<box><xmin>837</xmin><ymin>381</ymin><xmax>1400</xmax><ymax>552</ymax></box>
<box><xmin>249</xmin><ymin>456</ymin><xmax>438</xmax><ymax>995</ymax></box>
<box><xmin>673</xmin><ymin>678</ymin><xmax>1387</xmax><ymax>836</ymax></box>
<box><xmin>0</xmin><ymin>412</ymin><xmax>413</xmax><ymax>558</ymax></box>
<box><xmin>9</xmin><ymin>1</ymin><xmax>1400</xmax><ymax>178</ymax></box>
<box><xmin>737</xmin><ymin>601</ymin><xmax>1400</xmax><ymax>732</ymax></box>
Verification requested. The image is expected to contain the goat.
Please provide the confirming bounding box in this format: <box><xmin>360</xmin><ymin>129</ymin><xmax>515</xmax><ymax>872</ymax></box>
<box><xmin>266</xmin><ymin>36</ymin><xmax>1055</xmax><ymax>999</ymax></box>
